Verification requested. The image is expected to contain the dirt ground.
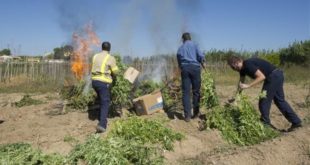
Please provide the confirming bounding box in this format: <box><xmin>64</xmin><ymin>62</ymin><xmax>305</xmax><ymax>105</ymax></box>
<box><xmin>0</xmin><ymin>84</ymin><xmax>309</xmax><ymax>165</ymax></box>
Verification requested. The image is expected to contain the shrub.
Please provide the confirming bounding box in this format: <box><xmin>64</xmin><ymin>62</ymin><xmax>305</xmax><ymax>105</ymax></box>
<box><xmin>259</xmin><ymin>52</ymin><xmax>281</xmax><ymax>67</ymax></box>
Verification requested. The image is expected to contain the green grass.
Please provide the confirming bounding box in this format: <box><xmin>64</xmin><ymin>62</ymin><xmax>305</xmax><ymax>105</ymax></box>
<box><xmin>208</xmin><ymin>64</ymin><xmax>309</xmax><ymax>86</ymax></box>
<box><xmin>282</xmin><ymin>65</ymin><xmax>310</xmax><ymax>84</ymax></box>
<box><xmin>209</xmin><ymin>67</ymin><xmax>239</xmax><ymax>86</ymax></box>
<box><xmin>14</xmin><ymin>94</ymin><xmax>44</xmax><ymax>107</ymax></box>
<box><xmin>63</xmin><ymin>135</ymin><xmax>79</xmax><ymax>146</ymax></box>
<box><xmin>0</xmin><ymin>79</ymin><xmax>62</xmax><ymax>93</ymax></box>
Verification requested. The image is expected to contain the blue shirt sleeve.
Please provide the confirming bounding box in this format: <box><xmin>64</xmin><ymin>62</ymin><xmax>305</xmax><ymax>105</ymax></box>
<box><xmin>196</xmin><ymin>44</ymin><xmax>204</xmax><ymax>63</ymax></box>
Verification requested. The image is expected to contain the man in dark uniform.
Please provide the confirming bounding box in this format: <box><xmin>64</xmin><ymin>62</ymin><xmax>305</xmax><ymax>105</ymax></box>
<box><xmin>177</xmin><ymin>32</ymin><xmax>205</xmax><ymax>122</ymax></box>
<box><xmin>227</xmin><ymin>56</ymin><xmax>302</xmax><ymax>132</ymax></box>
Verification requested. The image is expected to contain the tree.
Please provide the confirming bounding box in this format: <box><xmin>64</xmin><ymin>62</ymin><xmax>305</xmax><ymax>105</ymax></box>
<box><xmin>44</xmin><ymin>53</ymin><xmax>54</xmax><ymax>60</ymax></box>
<box><xmin>0</xmin><ymin>49</ymin><xmax>11</xmax><ymax>56</ymax></box>
<box><xmin>53</xmin><ymin>45</ymin><xmax>73</xmax><ymax>60</ymax></box>
<box><xmin>279</xmin><ymin>40</ymin><xmax>310</xmax><ymax>66</ymax></box>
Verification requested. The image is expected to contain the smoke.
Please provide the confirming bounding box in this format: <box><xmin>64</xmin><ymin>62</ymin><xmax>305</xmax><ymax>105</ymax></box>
<box><xmin>54</xmin><ymin>0</ymin><xmax>102</xmax><ymax>33</ymax></box>
<box><xmin>137</xmin><ymin>59</ymin><xmax>169</xmax><ymax>83</ymax></box>
<box><xmin>54</xmin><ymin>0</ymin><xmax>203</xmax><ymax>56</ymax></box>
<box><xmin>54</xmin><ymin>0</ymin><xmax>203</xmax><ymax>82</ymax></box>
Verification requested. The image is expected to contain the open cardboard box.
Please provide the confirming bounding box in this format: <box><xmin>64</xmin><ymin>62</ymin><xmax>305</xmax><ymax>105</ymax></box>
<box><xmin>124</xmin><ymin>67</ymin><xmax>139</xmax><ymax>84</ymax></box>
<box><xmin>133</xmin><ymin>90</ymin><xmax>163</xmax><ymax>115</ymax></box>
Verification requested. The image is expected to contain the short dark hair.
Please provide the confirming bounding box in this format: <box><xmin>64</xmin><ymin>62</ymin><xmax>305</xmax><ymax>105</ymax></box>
<box><xmin>227</xmin><ymin>56</ymin><xmax>242</xmax><ymax>66</ymax></box>
<box><xmin>102</xmin><ymin>42</ymin><xmax>111</xmax><ymax>51</ymax></box>
<box><xmin>182</xmin><ymin>32</ymin><xmax>191</xmax><ymax>41</ymax></box>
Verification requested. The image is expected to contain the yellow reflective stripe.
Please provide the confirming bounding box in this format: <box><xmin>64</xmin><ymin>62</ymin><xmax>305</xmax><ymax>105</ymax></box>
<box><xmin>91</xmin><ymin>53</ymin><xmax>114</xmax><ymax>83</ymax></box>
<box><xmin>100</xmin><ymin>54</ymin><xmax>110</xmax><ymax>73</ymax></box>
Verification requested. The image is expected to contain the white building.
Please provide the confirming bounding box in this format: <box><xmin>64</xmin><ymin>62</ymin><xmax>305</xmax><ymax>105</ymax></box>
<box><xmin>0</xmin><ymin>55</ymin><xmax>13</xmax><ymax>63</ymax></box>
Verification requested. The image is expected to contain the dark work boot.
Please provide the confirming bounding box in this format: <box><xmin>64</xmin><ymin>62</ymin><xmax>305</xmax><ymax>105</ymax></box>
<box><xmin>96</xmin><ymin>125</ymin><xmax>106</xmax><ymax>133</ymax></box>
<box><xmin>184</xmin><ymin>116</ymin><xmax>191</xmax><ymax>122</ymax></box>
<box><xmin>287</xmin><ymin>123</ymin><xmax>302</xmax><ymax>132</ymax></box>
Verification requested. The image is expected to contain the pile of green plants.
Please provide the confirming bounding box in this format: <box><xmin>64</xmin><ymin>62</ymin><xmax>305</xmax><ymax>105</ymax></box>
<box><xmin>67</xmin><ymin>135</ymin><xmax>163</xmax><ymax>165</ymax></box>
<box><xmin>68</xmin><ymin>117</ymin><xmax>183</xmax><ymax>164</ymax></box>
<box><xmin>14</xmin><ymin>94</ymin><xmax>44</xmax><ymax>107</ymax></box>
<box><xmin>0</xmin><ymin>143</ymin><xmax>65</xmax><ymax>164</ymax></box>
<box><xmin>60</xmin><ymin>80</ymin><xmax>96</xmax><ymax>111</ymax></box>
<box><xmin>201</xmin><ymin>70</ymin><xmax>219</xmax><ymax>109</ymax></box>
<box><xmin>205</xmin><ymin>93</ymin><xmax>279</xmax><ymax>146</ymax></box>
<box><xmin>133</xmin><ymin>80</ymin><xmax>161</xmax><ymax>98</ymax></box>
<box><xmin>0</xmin><ymin>117</ymin><xmax>183</xmax><ymax>165</ymax></box>
<box><xmin>110</xmin><ymin>55</ymin><xmax>132</xmax><ymax>111</ymax></box>
<box><xmin>109</xmin><ymin>116</ymin><xmax>184</xmax><ymax>150</ymax></box>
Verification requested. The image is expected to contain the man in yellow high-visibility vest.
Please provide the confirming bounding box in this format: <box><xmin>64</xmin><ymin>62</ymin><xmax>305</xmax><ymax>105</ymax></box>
<box><xmin>91</xmin><ymin>41</ymin><xmax>118</xmax><ymax>133</ymax></box>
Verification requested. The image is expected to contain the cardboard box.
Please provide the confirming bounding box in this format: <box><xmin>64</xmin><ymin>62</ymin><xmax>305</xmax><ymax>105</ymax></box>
<box><xmin>124</xmin><ymin>67</ymin><xmax>140</xmax><ymax>84</ymax></box>
<box><xmin>133</xmin><ymin>90</ymin><xmax>163</xmax><ymax>115</ymax></box>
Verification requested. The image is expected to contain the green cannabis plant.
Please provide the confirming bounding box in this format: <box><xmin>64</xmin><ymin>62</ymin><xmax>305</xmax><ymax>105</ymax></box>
<box><xmin>0</xmin><ymin>143</ymin><xmax>65</xmax><ymax>165</ymax></box>
<box><xmin>60</xmin><ymin>80</ymin><xmax>96</xmax><ymax>111</ymax></box>
<box><xmin>68</xmin><ymin>135</ymin><xmax>163</xmax><ymax>165</ymax></box>
<box><xmin>109</xmin><ymin>116</ymin><xmax>184</xmax><ymax>150</ymax></box>
<box><xmin>206</xmin><ymin>93</ymin><xmax>279</xmax><ymax>146</ymax></box>
<box><xmin>201</xmin><ymin>70</ymin><xmax>219</xmax><ymax>109</ymax></box>
<box><xmin>110</xmin><ymin>55</ymin><xmax>132</xmax><ymax>112</ymax></box>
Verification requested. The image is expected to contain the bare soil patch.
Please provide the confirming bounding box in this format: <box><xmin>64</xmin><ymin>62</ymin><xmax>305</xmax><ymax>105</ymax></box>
<box><xmin>0</xmin><ymin>84</ymin><xmax>309</xmax><ymax>164</ymax></box>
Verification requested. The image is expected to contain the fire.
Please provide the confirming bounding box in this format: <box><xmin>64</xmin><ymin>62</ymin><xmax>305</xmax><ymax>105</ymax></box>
<box><xmin>71</xmin><ymin>56</ymin><xmax>85</xmax><ymax>80</ymax></box>
<box><xmin>71</xmin><ymin>24</ymin><xmax>100</xmax><ymax>80</ymax></box>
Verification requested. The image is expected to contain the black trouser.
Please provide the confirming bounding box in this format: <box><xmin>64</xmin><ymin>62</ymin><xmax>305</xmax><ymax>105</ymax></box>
<box><xmin>181</xmin><ymin>64</ymin><xmax>201</xmax><ymax>119</ymax></box>
<box><xmin>92</xmin><ymin>80</ymin><xmax>110</xmax><ymax>129</ymax></box>
<box><xmin>259</xmin><ymin>70</ymin><xmax>301</xmax><ymax>125</ymax></box>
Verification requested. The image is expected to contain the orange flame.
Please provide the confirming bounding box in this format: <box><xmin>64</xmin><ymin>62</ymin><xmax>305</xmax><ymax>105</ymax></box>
<box><xmin>71</xmin><ymin>56</ymin><xmax>85</xmax><ymax>80</ymax></box>
<box><xmin>71</xmin><ymin>24</ymin><xmax>100</xmax><ymax>80</ymax></box>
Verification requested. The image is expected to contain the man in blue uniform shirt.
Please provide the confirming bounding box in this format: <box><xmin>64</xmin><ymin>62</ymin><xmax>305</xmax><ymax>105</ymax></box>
<box><xmin>177</xmin><ymin>32</ymin><xmax>205</xmax><ymax>122</ymax></box>
<box><xmin>227</xmin><ymin>56</ymin><xmax>302</xmax><ymax>132</ymax></box>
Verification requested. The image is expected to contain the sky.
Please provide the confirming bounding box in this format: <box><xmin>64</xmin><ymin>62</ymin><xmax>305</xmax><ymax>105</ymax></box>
<box><xmin>0</xmin><ymin>0</ymin><xmax>309</xmax><ymax>57</ymax></box>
